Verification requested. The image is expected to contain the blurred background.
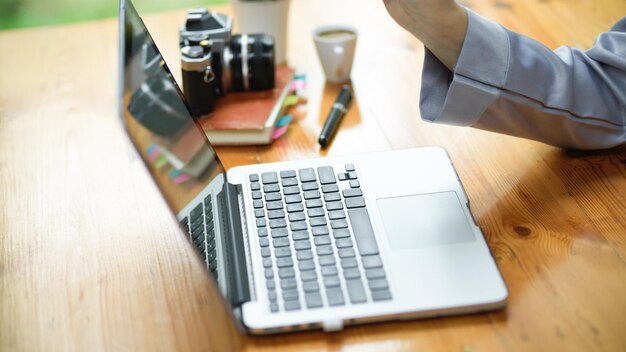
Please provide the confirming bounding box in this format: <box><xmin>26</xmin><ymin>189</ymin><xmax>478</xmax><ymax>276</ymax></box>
<box><xmin>0</xmin><ymin>0</ymin><xmax>227</xmax><ymax>30</ymax></box>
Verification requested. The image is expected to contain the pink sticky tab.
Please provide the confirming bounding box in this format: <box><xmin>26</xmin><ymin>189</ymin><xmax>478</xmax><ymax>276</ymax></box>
<box><xmin>172</xmin><ymin>173</ymin><xmax>192</xmax><ymax>185</ymax></box>
<box><xmin>271</xmin><ymin>125</ymin><xmax>289</xmax><ymax>140</ymax></box>
<box><xmin>291</xmin><ymin>79</ymin><xmax>306</xmax><ymax>91</ymax></box>
<box><xmin>147</xmin><ymin>146</ymin><xmax>160</xmax><ymax>162</ymax></box>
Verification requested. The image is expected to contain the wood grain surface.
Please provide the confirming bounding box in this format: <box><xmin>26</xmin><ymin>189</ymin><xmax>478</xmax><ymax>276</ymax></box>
<box><xmin>1</xmin><ymin>0</ymin><xmax>625</xmax><ymax>351</ymax></box>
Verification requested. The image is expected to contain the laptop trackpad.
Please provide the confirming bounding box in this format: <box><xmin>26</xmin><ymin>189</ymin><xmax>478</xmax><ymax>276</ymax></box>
<box><xmin>377</xmin><ymin>192</ymin><xmax>475</xmax><ymax>250</ymax></box>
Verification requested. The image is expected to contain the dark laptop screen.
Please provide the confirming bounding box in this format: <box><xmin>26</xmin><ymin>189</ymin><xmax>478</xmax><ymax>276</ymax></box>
<box><xmin>119</xmin><ymin>0</ymin><xmax>226</xmax><ymax>215</ymax></box>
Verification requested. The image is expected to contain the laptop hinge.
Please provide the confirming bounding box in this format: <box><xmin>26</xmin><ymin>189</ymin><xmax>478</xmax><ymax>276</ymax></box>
<box><xmin>217</xmin><ymin>182</ymin><xmax>251</xmax><ymax>307</ymax></box>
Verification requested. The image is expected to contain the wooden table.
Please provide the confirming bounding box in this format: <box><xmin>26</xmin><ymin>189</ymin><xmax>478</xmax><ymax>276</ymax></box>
<box><xmin>1</xmin><ymin>0</ymin><xmax>625</xmax><ymax>350</ymax></box>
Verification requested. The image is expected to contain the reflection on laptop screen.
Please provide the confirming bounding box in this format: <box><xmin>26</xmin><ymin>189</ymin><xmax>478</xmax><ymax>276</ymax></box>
<box><xmin>119</xmin><ymin>0</ymin><xmax>235</xmax><ymax>298</ymax></box>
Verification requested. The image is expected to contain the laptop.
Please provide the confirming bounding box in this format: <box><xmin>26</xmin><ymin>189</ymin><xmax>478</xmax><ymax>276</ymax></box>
<box><xmin>118</xmin><ymin>0</ymin><xmax>507</xmax><ymax>334</ymax></box>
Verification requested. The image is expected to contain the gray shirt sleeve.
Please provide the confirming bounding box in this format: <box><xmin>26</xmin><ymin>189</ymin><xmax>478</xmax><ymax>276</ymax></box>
<box><xmin>420</xmin><ymin>9</ymin><xmax>626</xmax><ymax>150</ymax></box>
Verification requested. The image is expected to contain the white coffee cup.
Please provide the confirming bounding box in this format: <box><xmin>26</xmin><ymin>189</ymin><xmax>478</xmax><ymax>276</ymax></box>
<box><xmin>313</xmin><ymin>25</ymin><xmax>357</xmax><ymax>83</ymax></box>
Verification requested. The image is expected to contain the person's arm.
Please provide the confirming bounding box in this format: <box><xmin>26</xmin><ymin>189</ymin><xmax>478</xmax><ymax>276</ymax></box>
<box><xmin>384</xmin><ymin>1</ymin><xmax>626</xmax><ymax>150</ymax></box>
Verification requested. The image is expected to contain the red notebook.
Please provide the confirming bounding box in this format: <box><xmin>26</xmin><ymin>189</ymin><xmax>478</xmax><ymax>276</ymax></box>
<box><xmin>197</xmin><ymin>65</ymin><xmax>294</xmax><ymax>145</ymax></box>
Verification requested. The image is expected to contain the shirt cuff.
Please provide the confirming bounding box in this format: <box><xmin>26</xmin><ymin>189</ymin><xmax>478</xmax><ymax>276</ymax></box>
<box><xmin>420</xmin><ymin>8</ymin><xmax>511</xmax><ymax>127</ymax></box>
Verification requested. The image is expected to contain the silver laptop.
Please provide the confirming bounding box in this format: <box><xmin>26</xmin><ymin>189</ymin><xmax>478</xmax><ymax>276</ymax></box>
<box><xmin>118</xmin><ymin>0</ymin><xmax>507</xmax><ymax>334</ymax></box>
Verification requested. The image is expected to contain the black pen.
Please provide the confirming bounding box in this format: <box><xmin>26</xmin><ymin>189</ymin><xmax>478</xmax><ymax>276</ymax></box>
<box><xmin>319</xmin><ymin>85</ymin><xmax>353</xmax><ymax>148</ymax></box>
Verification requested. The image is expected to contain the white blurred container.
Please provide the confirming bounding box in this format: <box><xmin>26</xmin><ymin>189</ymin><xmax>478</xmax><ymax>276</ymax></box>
<box><xmin>231</xmin><ymin>0</ymin><xmax>291</xmax><ymax>65</ymax></box>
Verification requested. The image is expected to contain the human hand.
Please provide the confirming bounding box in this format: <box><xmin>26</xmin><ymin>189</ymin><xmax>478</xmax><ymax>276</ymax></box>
<box><xmin>382</xmin><ymin>0</ymin><xmax>468</xmax><ymax>69</ymax></box>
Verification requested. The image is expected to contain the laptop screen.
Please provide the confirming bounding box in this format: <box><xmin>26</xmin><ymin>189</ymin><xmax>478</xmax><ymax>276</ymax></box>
<box><xmin>119</xmin><ymin>0</ymin><xmax>226</xmax><ymax>215</ymax></box>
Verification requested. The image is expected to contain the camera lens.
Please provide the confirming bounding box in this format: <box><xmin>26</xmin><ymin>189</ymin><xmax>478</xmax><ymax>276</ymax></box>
<box><xmin>229</xmin><ymin>34</ymin><xmax>275</xmax><ymax>91</ymax></box>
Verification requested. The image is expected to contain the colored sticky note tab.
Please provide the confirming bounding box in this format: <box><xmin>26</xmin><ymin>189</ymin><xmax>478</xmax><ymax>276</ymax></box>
<box><xmin>147</xmin><ymin>144</ymin><xmax>160</xmax><ymax>162</ymax></box>
<box><xmin>290</xmin><ymin>79</ymin><xmax>306</xmax><ymax>91</ymax></box>
<box><xmin>294</xmin><ymin>74</ymin><xmax>306</xmax><ymax>80</ymax></box>
<box><xmin>172</xmin><ymin>173</ymin><xmax>193</xmax><ymax>185</ymax></box>
<box><xmin>275</xmin><ymin>115</ymin><xmax>293</xmax><ymax>128</ymax></box>
<box><xmin>154</xmin><ymin>155</ymin><xmax>168</xmax><ymax>168</ymax></box>
<box><xmin>282</xmin><ymin>95</ymin><xmax>299</xmax><ymax>107</ymax></box>
<box><xmin>271</xmin><ymin>125</ymin><xmax>289</xmax><ymax>140</ymax></box>
<box><xmin>169</xmin><ymin>169</ymin><xmax>181</xmax><ymax>178</ymax></box>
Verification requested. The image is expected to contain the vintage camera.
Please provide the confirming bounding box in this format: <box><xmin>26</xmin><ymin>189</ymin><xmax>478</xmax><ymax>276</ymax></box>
<box><xmin>180</xmin><ymin>8</ymin><xmax>276</xmax><ymax>116</ymax></box>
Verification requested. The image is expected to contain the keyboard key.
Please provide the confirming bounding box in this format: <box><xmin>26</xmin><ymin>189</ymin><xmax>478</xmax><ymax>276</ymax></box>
<box><xmin>266</xmin><ymin>280</ymin><xmax>276</xmax><ymax>290</ymax></box>
<box><xmin>299</xmin><ymin>260</ymin><xmax>315</xmax><ymax>271</ymax></box>
<box><xmin>341</xmin><ymin>258</ymin><xmax>358</xmax><ymax>269</ymax></box>
<box><xmin>371</xmin><ymin>290</ymin><xmax>393</xmax><ymax>301</ymax></box>
<box><xmin>326</xmin><ymin>201</ymin><xmax>343</xmax><ymax>211</ymax></box>
<box><xmin>346</xmin><ymin>279</ymin><xmax>367</xmax><ymax>304</ymax></box>
<box><xmin>302</xmin><ymin>182</ymin><xmax>319</xmax><ymax>191</ymax></box>
<box><xmin>288</xmin><ymin>212</ymin><xmax>306</xmax><ymax>222</ymax></box>
<box><xmin>249</xmin><ymin>174</ymin><xmax>259</xmax><ymax>182</ymax></box>
<box><xmin>284</xmin><ymin>195</ymin><xmax>302</xmax><ymax>204</ymax></box>
<box><xmin>284</xmin><ymin>301</ymin><xmax>301</xmax><ymax>311</ymax></box>
<box><xmin>259</xmin><ymin>237</ymin><xmax>269</xmax><ymax>247</ymax></box>
<box><xmin>253</xmin><ymin>200</ymin><xmax>263</xmax><ymax>209</ymax></box>
<box><xmin>345</xmin><ymin>197</ymin><xmax>366</xmax><ymax>208</ymax></box>
<box><xmin>323</xmin><ymin>276</ymin><xmax>341</xmax><ymax>288</ymax></box>
<box><xmin>326</xmin><ymin>287</ymin><xmax>345</xmax><ymax>306</ymax></box>
<box><xmin>261</xmin><ymin>172</ymin><xmax>278</xmax><ymax>184</ymax></box>
<box><xmin>368</xmin><ymin>278</ymin><xmax>389</xmax><ymax>291</ymax></box>
<box><xmin>294</xmin><ymin>240</ymin><xmax>311</xmax><ymax>251</ymax></box>
<box><xmin>290</xmin><ymin>221</ymin><xmax>307</xmax><ymax>231</ymax></box>
<box><xmin>333</xmin><ymin>229</ymin><xmax>350</xmax><ymax>239</ymax></box>
<box><xmin>250</xmin><ymin>182</ymin><xmax>260</xmax><ymax>191</ymax></box>
<box><xmin>254</xmin><ymin>209</ymin><xmax>265</xmax><ymax>218</ymax></box>
<box><xmin>349</xmin><ymin>180</ymin><xmax>360</xmax><ymax>188</ymax></box>
<box><xmin>336</xmin><ymin>238</ymin><xmax>353</xmax><ymax>248</ymax></box>
<box><xmin>261</xmin><ymin>247</ymin><xmax>271</xmax><ymax>257</ymax></box>
<box><xmin>299</xmin><ymin>168</ymin><xmax>317</xmax><ymax>182</ymax></box>
<box><xmin>256</xmin><ymin>218</ymin><xmax>266</xmax><ymax>228</ymax></box>
<box><xmin>305</xmin><ymin>292</ymin><xmax>324</xmax><ymax>308</ymax></box>
<box><xmin>269</xmin><ymin>219</ymin><xmax>287</xmax><ymax>228</ymax></box>
<box><xmin>190</xmin><ymin>204</ymin><xmax>203</xmax><ymax>220</ymax></box>
<box><xmin>318</xmin><ymin>255</ymin><xmax>336</xmax><ymax>266</ymax></box>
<box><xmin>343</xmin><ymin>268</ymin><xmax>361</xmax><ymax>279</ymax></box>
<box><xmin>321</xmin><ymin>265</ymin><xmax>338</xmax><ymax>276</ymax></box>
<box><xmin>266</xmin><ymin>201</ymin><xmax>284</xmax><ymax>210</ymax></box>
<box><xmin>312</xmin><ymin>226</ymin><xmax>330</xmax><ymax>236</ymax></box>
<box><xmin>267</xmin><ymin>210</ymin><xmax>285</xmax><ymax>219</ymax></box>
<box><xmin>316</xmin><ymin>245</ymin><xmax>333</xmax><ymax>256</ymax></box>
<box><xmin>345</xmin><ymin>164</ymin><xmax>355</xmax><ymax>171</ymax></box>
<box><xmin>303</xmin><ymin>281</ymin><xmax>320</xmax><ymax>292</ymax></box>
<box><xmin>280</xmin><ymin>170</ymin><xmax>296</xmax><ymax>178</ymax></box>
<box><xmin>348</xmin><ymin>208</ymin><xmax>379</xmax><ymax>256</ymax></box>
<box><xmin>265</xmin><ymin>192</ymin><xmax>282</xmax><ymax>202</ymax></box>
<box><xmin>273</xmin><ymin>238</ymin><xmax>290</xmax><ymax>247</ymax></box>
<box><xmin>307</xmin><ymin>208</ymin><xmax>325</xmax><ymax>217</ymax></box>
<box><xmin>366</xmin><ymin>268</ymin><xmax>386</xmax><ymax>280</ymax></box>
<box><xmin>274</xmin><ymin>247</ymin><xmax>291</xmax><ymax>257</ymax></box>
<box><xmin>305</xmin><ymin>199</ymin><xmax>323</xmax><ymax>208</ymax></box>
<box><xmin>282</xmin><ymin>288</ymin><xmax>299</xmax><ymax>300</ymax></box>
<box><xmin>347</xmin><ymin>172</ymin><xmax>358</xmax><ymax>180</ymax></box>
<box><xmin>278</xmin><ymin>268</ymin><xmax>296</xmax><ymax>278</ymax></box>
<box><xmin>292</xmin><ymin>230</ymin><xmax>309</xmax><ymax>240</ymax></box>
<box><xmin>314</xmin><ymin>236</ymin><xmax>331</xmax><ymax>246</ymax></box>
<box><xmin>310</xmin><ymin>217</ymin><xmax>327</xmax><ymax>227</ymax></box>
<box><xmin>252</xmin><ymin>191</ymin><xmax>262</xmax><ymax>199</ymax></box>
<box><xmin>271</xmin><ymin>228</ymin><xmax>288</xmax><ymax>238</ymax></box>
<box><xmin>328</xmin><ymin>210</ymin><xmax>346</xmax><ymax>220</ymax></box>
<box><xmin>338</xmin><ymin>248</ymin><xmax>356</xmax><ymax>258</ymax></box>
<box><xmin>321</xmin><ymin>184</ymin><xmax>339</xmax><ymax>193</ymax></box>
<box><xmin>342</xmin><ymin>188</ymin><xmax>363</xmax><ymax>198</ymax></box>
<box><xmin>276</xmin><ymin>257</ymin><xmax>294</xmax><ymax>268</ymax></box>
<box><xmin>286</xmin><ymin>203</ymin><xmax>304</xmax><ymax>213</ymax></box>
<box><xmin>268</xmin><ymin>290</ymin><xmax>277</xmax><ymax>301</ymax></box>
<box><xmin>330</xmin><ymin>219</ymin><xmax>349</xmax><ymax>229</ymax></box>
<box><xmin>263</xmin><ymin>258</ymin><xmax>273</xmax><ymax>268</ymax></box>
<box><xmin>300</xmin><ymin>270</ymin><xmax>317</xmax><ymax>281</ymax></box>
<box><xmin>282</xmin><ymin>178</ymin><xmax>298</xmax><ymax>186</ymax></box>
<box><xmin>296</xmin><ymin>250</ymin><xmax>313</xmax><ymax>261</ymax></box>
<box><xmin>362</xmin><ymin>255</ymin><xmax>383</xmax><ymax>268</ymax></box>
<box><xmin>338</xmin><ymin>173</ymin><xmax>348</xmax><ymax>181</ymax></box>
<box><xmin>317</xmin><ymin>166</ymin><xmax>337</xmax><ymax>184</ymax></box>
<box><xmin>281</xmin><ymin>278</ymin><xmax>297</xmax><ymax>290</ymax></box>
<box><xmin>283</xmin><ymin>186</ymin><xmax>300</xmax><ymax>195</ymax></box>
<box><xmin>264</xmin><ymin>269</ymin><xmax>274</xmax><ymax>279</ymax></box>
<box><xmin>324</xmin><ymin>193</ymin><xmax>341</xmax><ymax>202</ymax></box>
<box><xmin>303</xmin><ymin>190</ymin><xmax>321</xmax><ymax>199</ymax></box>
<box><xmin>263</xmin><ymin>184</ymin><xmax>280</xmax><ymax>193</ymax></box>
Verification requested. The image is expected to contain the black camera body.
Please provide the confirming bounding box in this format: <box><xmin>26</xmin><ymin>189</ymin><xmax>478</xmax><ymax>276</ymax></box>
<box><xmin>180</xmin><ymin>9</ymin><xmax>276</xmax><ymax>117</ymax></box>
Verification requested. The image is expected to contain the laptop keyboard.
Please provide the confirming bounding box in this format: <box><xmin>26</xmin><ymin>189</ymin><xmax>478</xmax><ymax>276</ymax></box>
<box><xmin>180</xmin><ymin>195</ymin><xmax>218</xmax><ymax>279</ymax></box>
<box><xmin>249</xmin><ymin>164</ymin><xmax>392</xmax><ymax>313</ymax></box>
